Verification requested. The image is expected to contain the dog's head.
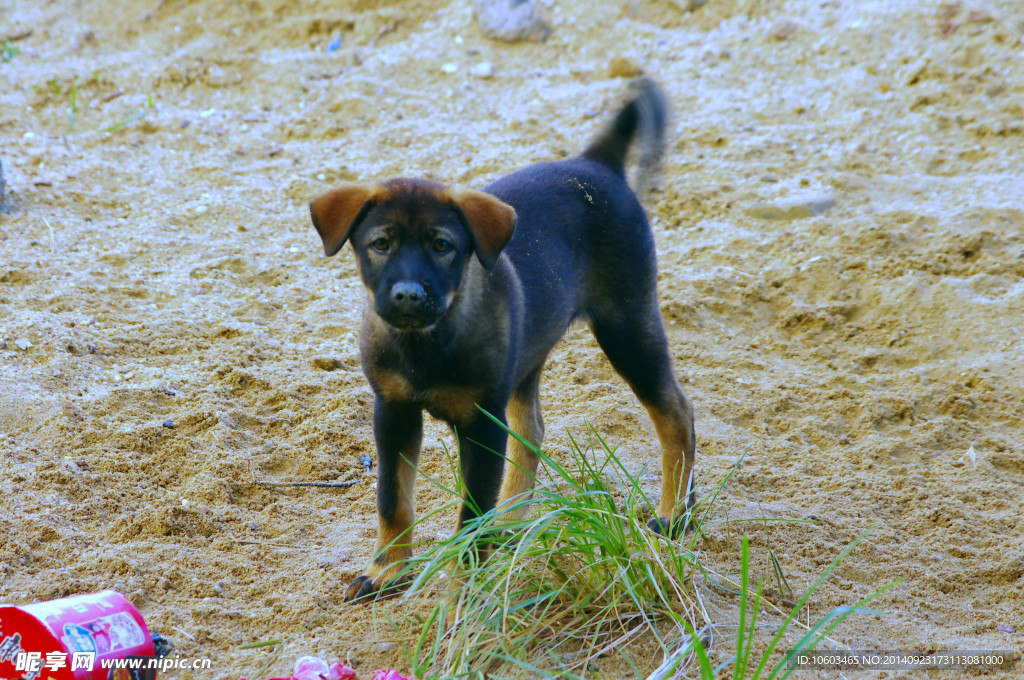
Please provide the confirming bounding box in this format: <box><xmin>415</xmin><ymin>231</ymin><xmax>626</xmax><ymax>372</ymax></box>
<box><xmin>310</xmin><ymin>178</ymin><xmax>517</xmax><ymax>331</ymax></box>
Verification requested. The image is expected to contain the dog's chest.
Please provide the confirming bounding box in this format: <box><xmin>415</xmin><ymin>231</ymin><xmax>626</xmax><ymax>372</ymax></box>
<box><xmin>368</xmin><ymin>365</ymin><xmax>485</xmax><ymax>426</ymax></box>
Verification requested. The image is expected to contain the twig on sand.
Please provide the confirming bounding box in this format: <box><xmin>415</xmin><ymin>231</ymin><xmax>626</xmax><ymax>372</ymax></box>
<box><xmin>170</xmin><ymin>626</ymin><xmax>196</xmax><ymax>642</ymax></box>
<box><xmin>368</xmin><ymin>19</ymin><xmax>398</xmax><ymax>48</ymax></box>
<box><xmin>229</xmin><ymin>537</ymin><xmax>316</xmax><ymax>550</ymax></box>
<box><xmin>256</xmin><ymin>479</ymin><xmax>359</xmax><ymax>489</ymax></box>
<box><xmin>42</xmin><ymin>216</ymin><xmax>55</xmax><ymax>253</ymax></box>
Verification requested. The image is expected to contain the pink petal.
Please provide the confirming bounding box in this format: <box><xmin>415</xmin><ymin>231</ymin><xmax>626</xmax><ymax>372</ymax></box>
<box><xmin>329</xmin><ymin>662</ymin><xmax>359</xmax><ymax>680</ymax></box>
<box><xmin>294</xmin><ymin>656</ymin><xmax>331</xmax><ymax>680</ymax></box>
<box><xmin>371</xmin><ymin>671</ymin><xmax>413</xmax><ymax>680</ymax></box>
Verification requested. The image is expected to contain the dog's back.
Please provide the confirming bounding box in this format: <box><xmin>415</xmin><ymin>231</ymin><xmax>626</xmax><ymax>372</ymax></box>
<box><xmin>484</xmin><ymin>79</ymin><xmax>670</xmax><ymax>379</ymax></box>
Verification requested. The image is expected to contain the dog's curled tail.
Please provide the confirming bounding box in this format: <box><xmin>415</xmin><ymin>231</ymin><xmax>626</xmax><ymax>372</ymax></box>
<box><xmin>581</xmin><ymin>77</ymin><xmax>669</xmax><ymax>193</ymax></box>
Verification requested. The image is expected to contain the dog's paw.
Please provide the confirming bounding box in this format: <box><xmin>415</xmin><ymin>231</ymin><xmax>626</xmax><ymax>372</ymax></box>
<box><xmin>344</xmin><ymin>575</ymin><xmax>380</xmax><ymax>603</ymax></box>
<box><xmin>343</xmin><ymin>568</ymin><xmax>411</xmax><ymax>603</ymax></box>
<box><xmin>647</xmin><ymin>514</ymin><xmax>692</xmax><ymax>538</ymax></box>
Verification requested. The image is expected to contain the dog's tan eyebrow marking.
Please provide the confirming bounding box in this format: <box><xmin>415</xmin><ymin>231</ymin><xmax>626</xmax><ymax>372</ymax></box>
<box><xmin>360</xmin><ymin>223</ymin><xmax>399</xmax><ymax>244</ymax></box>
<box><xmin>424</xmin><ymin>225</ymin><xmax>459</xmax><ymax>239</ymax></box>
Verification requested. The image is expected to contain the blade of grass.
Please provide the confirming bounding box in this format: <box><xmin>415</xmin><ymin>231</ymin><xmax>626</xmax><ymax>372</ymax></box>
<box><xmin>66</xmin><ymin>76</ymin><xmax>82</xmax><ymax>134</ymax></box>
<box><xmin>771</xmin><ymin>579</ymin><xmax>901</xmax><ymax>680</ymax></box>
<box><xmin>1</xmin><ymin>40</ymin><xmax>18</xmax><ymax>62</ymax></box>
<box><xmin>733</xmin><ymin>534</ymin><xmax>749</xmax><ymax>680</ymax></box>
<box><xmin>749</xmin><ymin>520</ymin><xmax>879</xmax><ymax>678</ymax></box>
<box><xmin>101</xmin><ymin>93</ymin><xmax>155</xmax><ymax>133</ymax></box>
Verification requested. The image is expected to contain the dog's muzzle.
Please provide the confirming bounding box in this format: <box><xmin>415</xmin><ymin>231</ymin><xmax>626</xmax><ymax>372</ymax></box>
<box><xmin>378</xmin><ymin>281</ymin><xmax>442</xmax><ymax>330</ymax></box>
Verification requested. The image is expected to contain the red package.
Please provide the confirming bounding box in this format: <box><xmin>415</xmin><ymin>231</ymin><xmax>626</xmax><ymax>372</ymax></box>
<box><xmin>0</xmin><ymin>590</ymin><xmax>156</xmax><ymax>680</ymax></box>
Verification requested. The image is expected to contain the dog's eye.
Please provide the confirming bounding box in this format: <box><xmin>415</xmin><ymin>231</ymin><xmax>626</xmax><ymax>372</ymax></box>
<box><xmin>432</xmin><ymin>238</ymin><xmax>452</xmax><ymax>253</ymax></box>
<box><xmin>370</xmin><ymin>237</ymin><xmax>390</xmax><ymax>254</ymax></box>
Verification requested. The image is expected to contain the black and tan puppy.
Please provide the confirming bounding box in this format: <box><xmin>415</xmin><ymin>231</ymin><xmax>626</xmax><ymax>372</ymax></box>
<box><xmin>310</xmin><ymin>78</ymin><xmax>696</xmax><ymax>602</ymax></box>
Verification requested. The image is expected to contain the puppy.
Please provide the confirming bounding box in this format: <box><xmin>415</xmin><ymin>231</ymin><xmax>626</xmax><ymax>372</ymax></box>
<box><xmin>310</xmin><ymin>78</ymin><xmax>696</xmax><ymax>602</ymax></box>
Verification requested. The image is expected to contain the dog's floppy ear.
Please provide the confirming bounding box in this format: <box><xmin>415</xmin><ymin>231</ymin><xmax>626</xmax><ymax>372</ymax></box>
<box><xmin>447</xmin><ymin>189</ymin><xmax>517</xmax><ymax>270</ymax></box>
<box><xmin>310</xmin><ymin>183</ymin><xmax>378</xmax><ymax>257</ymax></box>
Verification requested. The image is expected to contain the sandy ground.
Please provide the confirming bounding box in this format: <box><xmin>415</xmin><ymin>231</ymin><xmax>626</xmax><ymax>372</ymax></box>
<box><xmin>2</xmin><ymin>0</ymin><xmax>1023</xmax><ymax>677</ymax></box>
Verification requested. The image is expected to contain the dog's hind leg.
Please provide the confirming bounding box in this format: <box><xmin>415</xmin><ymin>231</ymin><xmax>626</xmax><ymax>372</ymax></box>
<box><xmin>589</xmin><ymin>305</ymin><xmax>696</xmax><ymax>537</ymax></box>
<box><xmin>497</xmin><ymin>367</ymin><xmax>544</xmax><ymax>519</ymax></box>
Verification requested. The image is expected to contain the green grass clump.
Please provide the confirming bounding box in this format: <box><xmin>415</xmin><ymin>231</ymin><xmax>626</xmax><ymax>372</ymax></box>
<box><xmin>376</xmin><ymin>413</ymin><xmax>896</xmax><ymax>679</ymax></box>
<box><xmin>393</xmin><ymin>422</ymin><xmax>704</xmax><ymax>679</ymax></box>
<box><xmin>1</xmin><ymin>40</ymin><xmax>18</xmax><ymax>62</ymax></box>
<box><xmin>41</xmin><ymin>74</ymin><xmax>153</xmax><ymax>135</ymax></box>
<box><xmin>99</xmin><ymin>93</ymin><xmax>153</xmax><ymax>133</ymax></box>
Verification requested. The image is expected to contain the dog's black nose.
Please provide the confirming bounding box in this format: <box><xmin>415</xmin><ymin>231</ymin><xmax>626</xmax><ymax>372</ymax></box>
<box><xmin>390</xmin><ymin>282</ymin><xmax>425</xmax><ymax>312</ymax></box>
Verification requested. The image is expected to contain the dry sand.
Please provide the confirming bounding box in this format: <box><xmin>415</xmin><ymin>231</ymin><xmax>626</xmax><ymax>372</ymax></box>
<box><xmin>2</xmin><ymin>0</ymin><xmax>1023</xmax><ymax>677</ymax></box>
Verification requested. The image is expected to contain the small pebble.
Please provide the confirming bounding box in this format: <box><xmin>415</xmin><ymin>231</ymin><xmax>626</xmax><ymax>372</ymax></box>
<box><xmin>609</xmin><ymin>55</ymin><xmax>643</xmax><ymax>78</ymax></box>
<box><xmin>163</xmin><ymin>419</ymin><xmax>176</xmax><ymax>428</ymax></box>
<box><xmin>14</xmin><ymin>338</ymin><xmax>31</xmax><ymax>351</ymax></box>
<box><xmin>441</xmin><ymin>62</ymin><xmax>458</xmax><ymax>74</ymax></box>
<box><xmin>768</xmin><ymin>18</ymin><xmax>799</xmax><ymax>40</ymax></box>
<box><xmin>746</xmin><ymin>194</ymin><xmax>835</xmax><ymax>221</ymax></box>
<box><xmin>474</xmin><ymin>0</ymin><xmax>552</xmax><ymax>42</ymax></box>
<box><xmin>62</xmin><ymin>400</ymin><xmax>85</xmax><ymax>419</ymax></box>
<box><xmin>470</xmin><ymin>61</ymin><xmax>494</xmax><ymax>78</ymax></box>
<box><xmin>217</xmin><ymin>411</ymin><xmax>238</xmax><ymax>429</ymax></box>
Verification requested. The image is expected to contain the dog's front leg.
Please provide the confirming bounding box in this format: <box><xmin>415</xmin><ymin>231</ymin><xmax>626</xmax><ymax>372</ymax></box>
<box><xmin>345</xmin><ymin>398</ymin><xmax>422</xmax><ymax>602</ymax></box>
<box><xmin>444</xmin><ymin>408</ymin><xmax>508</xmax><ymax>621</ymax></box>
<box><xmin>456</xmin><ymin>408</ymin><xmax>508</xmax><ymax>531</ymax></box>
